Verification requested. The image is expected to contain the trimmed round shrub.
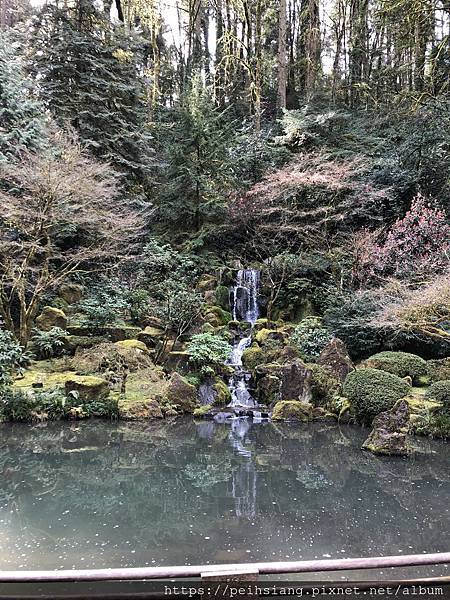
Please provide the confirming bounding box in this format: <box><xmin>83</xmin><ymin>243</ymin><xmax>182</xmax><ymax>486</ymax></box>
<box><xmin>425</xmin><ymin>380</ymin><xmax>450</xmax><ymax>407</ymax></box>
<box><xmin>364</xmin><ymin>351</ymin><xmax>427</xmax><ymax>382</ymax></box>
<box><xmin>343</xmin><ymin>368</ymin><xmax>410</xmax><ymax>425</ymax></box>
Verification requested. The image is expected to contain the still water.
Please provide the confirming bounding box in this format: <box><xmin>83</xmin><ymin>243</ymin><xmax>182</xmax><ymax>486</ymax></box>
<box><xmin>0</xmin><ymin>419</ymin><xmax>448</xmax><ymax>577</ymax></box>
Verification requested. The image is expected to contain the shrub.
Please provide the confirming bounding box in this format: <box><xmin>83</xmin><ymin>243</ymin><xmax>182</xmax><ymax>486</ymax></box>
<box><xmin>77</xmin><ymin>292</ymin><xmax>128</xmax><ymax>326</ymax></box>
<box><xmin>291</xmin><ymin>317</ymin><xmax>332</xmax><ymax>361</ymax></box>
<box><xmin>0</xmin><ymin>329</ymin><xmax>30</xmax><ymax>388</ymax></box>
<box><xmin>364</xmin><ymin>351</ymin><xmax>427</xmax><ymax>382</ymax></box>
<box><xmin>187</xmin><ymin>333</ymin><xmax>232</xmax><ymax>376</ymax></box>
<box><xmin>343</xmin><ymin>368</ymin><xmax>410</xmax><ymax>425</ymax></box>
<box><xmin>0</xmin><ymin>388</ymin><xmax>34</xmax><ymax>421</ymax></box>
<box><xmin>31</xmin><ymin>327</ymin><xmax>68</xmax><ymax>359</ymax></box>
<box><xmin>425</xmin><ymin>381</ymin><xmax>450</xmax><ymax>408</ymax></box>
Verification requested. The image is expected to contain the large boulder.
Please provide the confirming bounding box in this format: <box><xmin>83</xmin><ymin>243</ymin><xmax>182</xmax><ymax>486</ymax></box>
<box><xmin>166</xmin><ymin>372</ymin><xmax>198</xmax><ymax>413</ymax></box>
<box><xmin>58</xmin><ymin>283</ymin><xmax>84</xmax><ymax>304</ymax></box>
<box><xmin>36</xmin><ymin>306</ymin><xmax>68</xmax><ymax>331</ymax></box>
<box><xmin>362</xmin><ymin>400</ymin><xmax>410</xmax><ymax>456</ymax></box>
<box><xmin>118</xmin><ymin>398</ymin><xmax>163</xmax><ymax>420</ymax></box>
<box><xmin>257</xmin><ymin>360</ymin><xmax>312</xmax><ymax>403</ymax></box>
<box><xmin>272</xmin><ymin>400</ymin><xmax>314</xmax><ymax>422</ymax></box>
<box><xmin>317</xmin><ymin>337</ymin><xmax>354</xmax><ymax>383</ymax></box>
<box><xmin>65</xmin><ymin>375</ymin><xmax>109</xmax><ymax>402</ymax></box>
<box><xmin>137</xmin><ymin>326</ymin><xmax>165</xmax><ymax>348</ymax></box>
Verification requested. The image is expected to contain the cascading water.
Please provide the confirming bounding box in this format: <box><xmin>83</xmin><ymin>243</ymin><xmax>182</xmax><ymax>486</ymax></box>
<box><xmin>228</xmin><ymin>269</ymin><xmax>260</xmax><ymax>409</ymax></box>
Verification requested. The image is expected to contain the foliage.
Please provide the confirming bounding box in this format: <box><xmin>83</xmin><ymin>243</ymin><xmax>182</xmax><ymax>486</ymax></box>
<box><xmin>0</xmin><ymin>388</ymin><xmax>34</xmax><ymax>421</ymax></box>
<box><xmin>343</xmin><ymin>368</ymin><xmax>410</xmax><ymax>425</ymax></box>
<box><xmin>0</xmin><ymin>132</ymin><xmax>140</xmax><ymax>344</ymax></box>
<box><xmin>325</xmin><ymin>291</ymin><xmax>385</xmax><ymax>359</ymax></box>
<box><xmin>31</xmin><ymin>327</ymin><xmax>68</xmax><ymax>359</ymax></box>
<box><xmin>0</xmin><ymin>32</ymin><xmax>47</xmax><ymax>162</ymax></box>
<box><xmin>153</xmin><ymin>281</ymin><xmax>203</xmax><ymax>339</ymax></box>
<box><xmin>0</xmin><ymin>329</ymin><xmax>29</xmax><ymax>388</ymax></box>
<box><xmin>134</xmin><ymin>238</ymin><xmax>199</xmax><ymax>288</ymax></box>
<box><xmin>291</xmin><ymin>317</ymin><xmax>332</xmax><ymax>361</ymax></box>
<box><xmin>364</xmin><ymin>351</ymin><xmax>428</xmax><ymax>383</ymax></box>
<box><xmin>425</xmin><ymin>381</ymin><xmax>450</xmax><ymax>408</ymax></box>
<box><xmin>28</xmin><ymin>4</ymin><xmax>155</xmax><ymax>185</ymax></box>
<box><xmin>276</xmin><ymin>109</ymin><xmax>352</xmax><ymax>150</ymax></box>
<box><xmin>187</xmin><ymin>333</ymin><xmax>232</xmax><ymax>376</ymax></box>
<box><xmin>355</xmin><ymin>194</ymin><xmax>450</xmax><ymax>283</ymax></box>
<box><xmin>155</xmin><ymin>76</ymin><xmax>236</xmax><ymax>231</ymax></box>
<box><xmin>78</xmin><ymin>291</ymin><xmax>129</xmax><ymax>327</ymax></box>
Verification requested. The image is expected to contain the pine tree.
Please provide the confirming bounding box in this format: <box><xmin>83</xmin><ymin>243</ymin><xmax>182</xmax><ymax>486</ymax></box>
<box><xmin>0</xmin><ymin>32</ymin><xmax>47</xmax><ymax>163</ymax></box>
<box><xmin>155</xmin><ymin>76</ymin><xmax>235</xmax><ymax>232</ymax></box>
<box><xmin>28</xmin><ymin>2</ymin><xmax>155</xmax><ymax>186</ymax></box>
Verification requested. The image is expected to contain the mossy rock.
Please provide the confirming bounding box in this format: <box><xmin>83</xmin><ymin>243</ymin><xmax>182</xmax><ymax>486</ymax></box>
<box><xmin>62</xmin><ymin>335</ymin><xmax>109</xmax><ymax>354</ymax></box>
<box><xmin>343</xmin><ymin>368</ymin><xmax>410</xmax><ymax>425</ymax></box>
<box><xmin>165</xmin><ymin>351</ymin><xmax>191</xmax><ymax>374</ymax></box>
<box><xmin>204</xmin><ymin>306</ymin><xmax>232</xmax><ymax>327</ymax></box>
<box><xmin>242</xmin><ymin>345</ymin><xmax>265</xmax><ymax>371</ymax></box>
<box><xmin>212</xmin><ymin>378</ymin><xmax>231</xmax><ymax>406</ymax></box>
<box><xmin>14</xmin><ymin>368</ymin><xmax>78</xmax><ymax>390</ymax></box>
<box><xmin>66</xmin><ymin>325</ymin><xmax>142</xmax><ymax>342</ymax></box>
<box><xmin>35</xmin><ymin>306</ymin><xmax>68</xmax><ymax>332</ymax></box>
<box><xmin>257</xmin><ymin>375</ymin><xmax>281</xmax><ymax>405</ymax></box>
<box><xmin>115</xmin><ymin>339</ymin><xmax>149</xmax><ymax>353</ymax></box>
<box><xmin>427</xmin><ymin>357</ymin><xmax>450</xmax><ymax>383</ymax></box>
<box><xmin>193</xmin><ymin>405</ymin><xmax>214</xmax><ymax>418</ymax></box>
<box><xmin>166</xmin><ymin>372</ymin><xmax>198</xmax><ymax>413</ymax></box>
<box><xmin>215</xmin><ymin>285</ymin><xmax>230</xmax><ymax>311</ymax></box>
<box><xmin>254</xmin><ymin>319</ymin><xmax>278</xmax><ymax>332</ymax></box>
<box><xmin>254</xmin><ymin>328</ymin><xmax>286</xmax><ymax>346</ymax></box>
<box><xmin>65</xmin><ymin>375</ymin><xmax>109</xmax><ymax>402</ymax></box>
<box><xmin>201</xmin><ymin>323</ymin><xmax>216</xmax><ymax>334</ymax></box>
<box><xmin>197</xmin><ymin>275</ymin><xmax>217</xmax><ymax>293</ymax></box>
<box><xmin>118</xmin><ymin>398</ymin><xmax>163</xmax><ymax>420</ymax></box>
<box><xmin>272</xmin><ymin>400</ymin><xmax>314</xmax><ymax>422</ymax></box>
<box><xmin>137</xmin><ymin>326</ymin><xmax>165</xmax><ymax>348</ymax></box>
<box><xmin>59</xmin><ymin>283</ymin><xmax>84</xmax><ymax>304</ymax></box>
<box><xmin>363</xmin><ymin>351</ymin><xmax>427</xmax><ymax>384</ymax></box>
<box><xmin>308</xmin><ymin>363</ymin><xmax>341</xmax><ymax>407</ymax></box>
<box><xmin>425</xmin><ymin>380</ymin><xmax>450</xmax><ymax>407</ymax></box>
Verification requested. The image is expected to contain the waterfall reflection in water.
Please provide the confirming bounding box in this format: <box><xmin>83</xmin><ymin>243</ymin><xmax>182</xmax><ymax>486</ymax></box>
<box><xmin>0</xmin><ymin>419</ymin><xmax>449</xmax><ymax>577</ymax></box>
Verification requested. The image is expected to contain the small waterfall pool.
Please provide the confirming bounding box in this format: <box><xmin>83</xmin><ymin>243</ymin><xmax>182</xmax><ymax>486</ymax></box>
<box><xmin>228</xmin><ymin>269</ymin><xmax>260</xmax><ymax>410</ymax></box>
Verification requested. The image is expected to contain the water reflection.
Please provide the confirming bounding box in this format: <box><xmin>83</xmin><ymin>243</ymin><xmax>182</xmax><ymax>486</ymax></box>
<box><xmin>0</xmin><ymin>419</ymin><xmax>448</xmax><ymax>576</ymax></box>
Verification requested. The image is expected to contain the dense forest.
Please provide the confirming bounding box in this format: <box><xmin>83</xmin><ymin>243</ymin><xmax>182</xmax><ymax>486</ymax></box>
<box><xmin>0</xmin><ymin>0</ymin><xmax>450</xmax><ymax>454</ymax></box>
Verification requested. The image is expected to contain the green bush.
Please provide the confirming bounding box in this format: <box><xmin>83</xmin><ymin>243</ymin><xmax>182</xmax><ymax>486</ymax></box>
<box><xmin>364</xmin><ymin>351</ymin><xmax>427</xmax><ymax>382</ymax></box>
<box><xmin>187</xmin><ymin>333</ymin><xmax>232</xmax><ymax>376</ymax></box>
<box><xmin>425</xmin><ymin>381</ymin><xmax>450</xmax><ymax>407</ymax></box>
<box><xmin>0</xmin><ymin>388</ymin><xmax>35</xmax><ymax>421</ymax></box>
<box><xmin>0</xmin><ymin>329</ymin><xmax>30</xmax><ymax>388</ymax></box>
<box><xmin>343</xmin><ymin>368</ymin><xmax>410</xmax><ymax>425</ymax></box>
<box><xmin>291</xmin><ymin>317</ymin><xmax>332</xmax><ymax>361</ymax></box>
<box><xmin>31</xmin><ymin>327</ymin><xmax>68</xmax><ymax>359</ymax></box>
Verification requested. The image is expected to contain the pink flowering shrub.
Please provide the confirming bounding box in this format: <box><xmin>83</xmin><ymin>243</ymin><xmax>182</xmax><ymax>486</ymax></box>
<box><xmin>355</xmin><ymin>194</ymin><xmax>450</xmax><ymax>283</ymax></box>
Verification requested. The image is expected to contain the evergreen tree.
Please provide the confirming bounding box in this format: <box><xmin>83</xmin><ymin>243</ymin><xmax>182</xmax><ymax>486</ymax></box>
<box><xmin>156</xmin><ymin>76</ymin><xmax>235</xmax><ymax>232</ymax></box>
<box><xmin>0</xmin><ymin>32</ymin><xmax>47</xmax><ymax>163</ymax></box>
<box><xmin>28</xmin><ymin>2</ymin><xmax>155</xmax><ymax>186</ymax></box>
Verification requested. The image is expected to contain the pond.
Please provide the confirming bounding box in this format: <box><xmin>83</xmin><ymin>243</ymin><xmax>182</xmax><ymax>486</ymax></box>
<box><xmin>0</xmin><ymin>419</ymin><xmax>448</xmax><ymax>581</ymax></box>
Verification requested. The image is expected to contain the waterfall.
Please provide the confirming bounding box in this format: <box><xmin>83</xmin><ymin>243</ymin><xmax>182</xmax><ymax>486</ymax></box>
<box><xmin>228</xmin><ymin>269</ymin><xmax>260</xmax><ymax>409</ymax></box>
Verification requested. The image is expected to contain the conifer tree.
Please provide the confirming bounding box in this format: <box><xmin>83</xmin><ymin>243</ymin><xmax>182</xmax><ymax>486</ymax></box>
<box><xmin>0</xmin><ymin>32</ymin><xmax>47</xmax><ymax>163</ymax></box>
<box><xmin>28</xmin><ymin>2</ymin><xmax>155</xmax><ymax>186</ymax></box>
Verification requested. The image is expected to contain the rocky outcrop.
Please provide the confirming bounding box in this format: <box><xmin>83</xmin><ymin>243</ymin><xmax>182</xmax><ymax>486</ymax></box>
<box><xmin>272</xmin><ymin>400</ymin><xmax>314</xmax><ymax>421</ymax></box>
<box><xmin>362</xmin><ymin>400</ymin><xmax>410</xmax><ymax>456</ymax></box>
<box><xmin>137</xmin><ymin>326</ymin><xmax>165</xmax><ymax>348</ymax></box>
<box><xmin>256</xmin><ymin>360</ymin><xmax>312</xmax><ymax>404</ymax></box>
<box><xmin>65</xmin><ymin>375</ymin><xmax>109</xmax><ymax>402</ymax></box>
<box><xmin>36</xmin><ymin>306</ymin><xmax>68</xmax><ymax>331</ymax></box>
<box><xmin>118</xmin><ymin>398</ymin><xmax>163</xmax><ymax>420</ymax></box>
<box><xmin>317</xmin><ymin>337</ymin><xmax>354</xmax><ymax>383</ymax></box>
<box><xmin>59</xmin><ymin>283</ymin><xmax>84</xmax><ymax>304</ymax></box>
<box><xmin>166</xmin><ymin>372</ymin><xmax>198</xmax><ymax>413</ymax></box>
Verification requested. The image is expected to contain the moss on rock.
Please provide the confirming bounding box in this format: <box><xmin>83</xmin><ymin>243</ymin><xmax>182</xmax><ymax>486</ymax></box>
<box><xmin>272</xmin><ymin>400</ymin><xmax>314</xmax><ymax>422</ymax></box>
<box><xmin>204</xmin><ymin>306</ymin><xmax>232</xmax><ymax>327</ymax></box>
<box><xmin>118</xmin><ymin>398</ymin><xmax>163</xmax><ymax>420</ymax></box>
<box><xmin>115</xmin><ymin>339</ymin><xmax>149</xmax><ymax>353</ymax></box>
<box><xmin>212</xmin><ymin>378</ymin><xmax>231</xmax><ymax>406</ymax></box>
<box><xmin>65</xmin><ymin>375</ymin><xmax>109</xmax><ymax>401</ymax></box>
<box><xmin>36</xmin><ymin>306</ymin><xmax>68</xmax><ymax>331</ymax></box>
<box><xmin>166</xmin><ymin>372</ymin><xmax>198</xmax><ymax>413</ymax></box>
<box><xmin>307</xmin><ymin>363</ymin><xmax>341</xmax><ymax>407</ymax></box>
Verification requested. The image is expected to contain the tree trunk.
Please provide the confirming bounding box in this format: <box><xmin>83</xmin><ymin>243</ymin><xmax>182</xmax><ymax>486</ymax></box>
<box><xmin>277</xmin><ymin>0</ymin><xmax>287</xmax><ymax>112</ymax></box>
